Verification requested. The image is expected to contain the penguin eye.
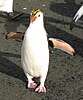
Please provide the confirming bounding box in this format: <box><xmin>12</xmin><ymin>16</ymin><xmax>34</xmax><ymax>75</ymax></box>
<box><xmin>38</xmin><ymin>14</ymin><xmax>40</xmax><ymax>17</ymax></box>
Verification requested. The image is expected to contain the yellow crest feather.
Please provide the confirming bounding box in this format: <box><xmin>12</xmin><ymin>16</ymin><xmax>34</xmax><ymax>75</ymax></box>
<box><xmin>31</xmin><ymin>9</ymin><xmax>43</xmax><ymax>15</ymax></box>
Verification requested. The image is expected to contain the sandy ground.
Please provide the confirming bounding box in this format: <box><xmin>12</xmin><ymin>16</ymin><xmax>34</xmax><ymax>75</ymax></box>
<box><xmin>0</xmin><ymin>0</ymin><xmax>83</xmax><ymax>100</ymax></box>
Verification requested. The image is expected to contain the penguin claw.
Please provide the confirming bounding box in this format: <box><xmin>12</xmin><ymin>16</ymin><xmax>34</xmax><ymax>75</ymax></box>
<box><xmin>28</xmin><ymin>82</ymin><xmax>37</xmax><ymax>89</ymax></box>
<box><xmin>35</xmin><ymin>85</ymin><xmax>46</xmax><ymax>93</ymax></box>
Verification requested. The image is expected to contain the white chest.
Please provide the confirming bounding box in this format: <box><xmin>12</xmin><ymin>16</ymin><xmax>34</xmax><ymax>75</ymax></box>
<box><xmin>21</xmin><ymin>25</ymin><xmax>49</xmax><ymax>77</ymax></box>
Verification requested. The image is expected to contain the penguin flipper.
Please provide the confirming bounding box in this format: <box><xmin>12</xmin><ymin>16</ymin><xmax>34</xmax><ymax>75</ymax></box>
<box><xmin>49</xmin><ymin>38</ymin><xmax>75</xmax><ymax>56</ymax></box>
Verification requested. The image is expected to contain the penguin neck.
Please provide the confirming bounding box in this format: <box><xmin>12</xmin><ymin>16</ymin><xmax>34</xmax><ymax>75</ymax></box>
<box><xmin>30</xmin><ymin>17</ymin><xmax>44</xmax><ymax>28</ymax></box>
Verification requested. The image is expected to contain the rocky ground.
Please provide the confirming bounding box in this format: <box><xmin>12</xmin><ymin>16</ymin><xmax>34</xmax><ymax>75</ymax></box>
<box><xmin>0</xmin><ymin>0</ymin><xmax>83</xmax><ymax>100</ymax></box>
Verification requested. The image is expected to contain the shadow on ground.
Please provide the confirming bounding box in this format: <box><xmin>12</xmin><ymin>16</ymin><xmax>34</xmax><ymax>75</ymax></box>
<box><xmin>2</xmin><ymin>11</ymin><xmax>30</xmax><ymax>32</ymax></box>
<box><xmin>0</xmin><ymin>52</ymin><xmax>26</xmax><ymax>82</ymax></box>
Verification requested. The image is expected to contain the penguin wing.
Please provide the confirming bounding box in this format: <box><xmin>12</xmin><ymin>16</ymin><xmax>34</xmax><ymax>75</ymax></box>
<box><xmin>6</xmin><ymin>32</ymin><xmax>24</xmax><ymax>41</ymax></box>
<box><xmin>73</xmin><ymin>5</ymin><xmax>83</xmax><ymax>22</ymax></box>
<box><xmin>48</xmin><ymin>38</ymin><xmax>75</xmax><ymax>56</ymax></box>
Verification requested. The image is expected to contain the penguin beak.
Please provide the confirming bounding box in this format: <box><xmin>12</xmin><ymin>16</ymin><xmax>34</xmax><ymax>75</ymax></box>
<box><xmin>30</xmin><ymin>15</ymin><xmax>37</xmax><ymax>23</ymax></box>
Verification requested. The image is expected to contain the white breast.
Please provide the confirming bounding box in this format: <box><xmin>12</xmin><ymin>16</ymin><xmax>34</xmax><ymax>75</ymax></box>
<box><xmin>21</xmin><ymin>24</ymin><xmax>49</xmax><ymax>77</ymax></box>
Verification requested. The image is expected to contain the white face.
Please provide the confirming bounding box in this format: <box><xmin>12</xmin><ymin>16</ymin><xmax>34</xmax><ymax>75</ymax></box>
<box><xmin>30</xmin><ymin>11</ymin><xmax>43</xmax><ymax>24</ymax></box>
<box><xmin>35</xmin><ymin>12</ymin><xmax>43</xmax><ymax>18</ymax></box>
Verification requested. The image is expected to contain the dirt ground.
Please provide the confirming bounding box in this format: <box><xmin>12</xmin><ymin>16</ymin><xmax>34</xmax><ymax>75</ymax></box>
<box><xmin>0</xmin><ymin>0</ymin><xmax>83</xmax><ymax>100</ymax></box>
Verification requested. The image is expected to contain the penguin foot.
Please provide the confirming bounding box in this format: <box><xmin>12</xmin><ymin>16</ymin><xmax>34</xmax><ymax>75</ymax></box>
<box><xmin>28</xmin><ymin>81</ymin><xmax>37</xmax><ymax>89</ymax></box>
<box><xmin>35</xmin><ymin>84</ymin><xmax>46</xmax><ymax>93</ymax></box>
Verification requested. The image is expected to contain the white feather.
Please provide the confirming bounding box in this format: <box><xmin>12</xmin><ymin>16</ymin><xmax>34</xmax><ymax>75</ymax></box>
<box><xmin>73</xmin><ymin>5</ymin><xmax>83</xmax><ymax>22</ymax></box>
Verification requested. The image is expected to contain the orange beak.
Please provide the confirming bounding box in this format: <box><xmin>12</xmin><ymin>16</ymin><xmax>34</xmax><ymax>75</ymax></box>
<box><xmin>30</xmin><ymin>15</ymin><xmax>37</xmax><ymax>23</ymax></box>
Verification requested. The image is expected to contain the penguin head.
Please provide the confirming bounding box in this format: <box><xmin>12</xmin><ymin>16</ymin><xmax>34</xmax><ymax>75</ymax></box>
<box><xmin>30</xmin><ymin>9</ymin><xmax>44</xmax><ymax>24</ymax></box>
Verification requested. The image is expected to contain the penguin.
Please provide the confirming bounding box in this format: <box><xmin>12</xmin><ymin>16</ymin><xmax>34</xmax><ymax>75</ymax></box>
<box><xmin>21</xmin><ymin>9</ymin><xmax>75</xmax><ymax>93</ymax></box>
<box><xmin>21</xmin><ymin>9</ymin><xmax>49</xmax><ymax>93</ymax></box>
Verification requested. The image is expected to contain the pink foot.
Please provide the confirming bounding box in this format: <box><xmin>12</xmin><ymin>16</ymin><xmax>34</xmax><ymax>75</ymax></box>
<box><xmin>28</xmin><ymin>81</ymin><xmax>37</xmax><ymax>89</ymax></box>
<box><xmin>35</xmin><ymin>84</ymin><xmax>46</xmax><ymax>93</ymax></box>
